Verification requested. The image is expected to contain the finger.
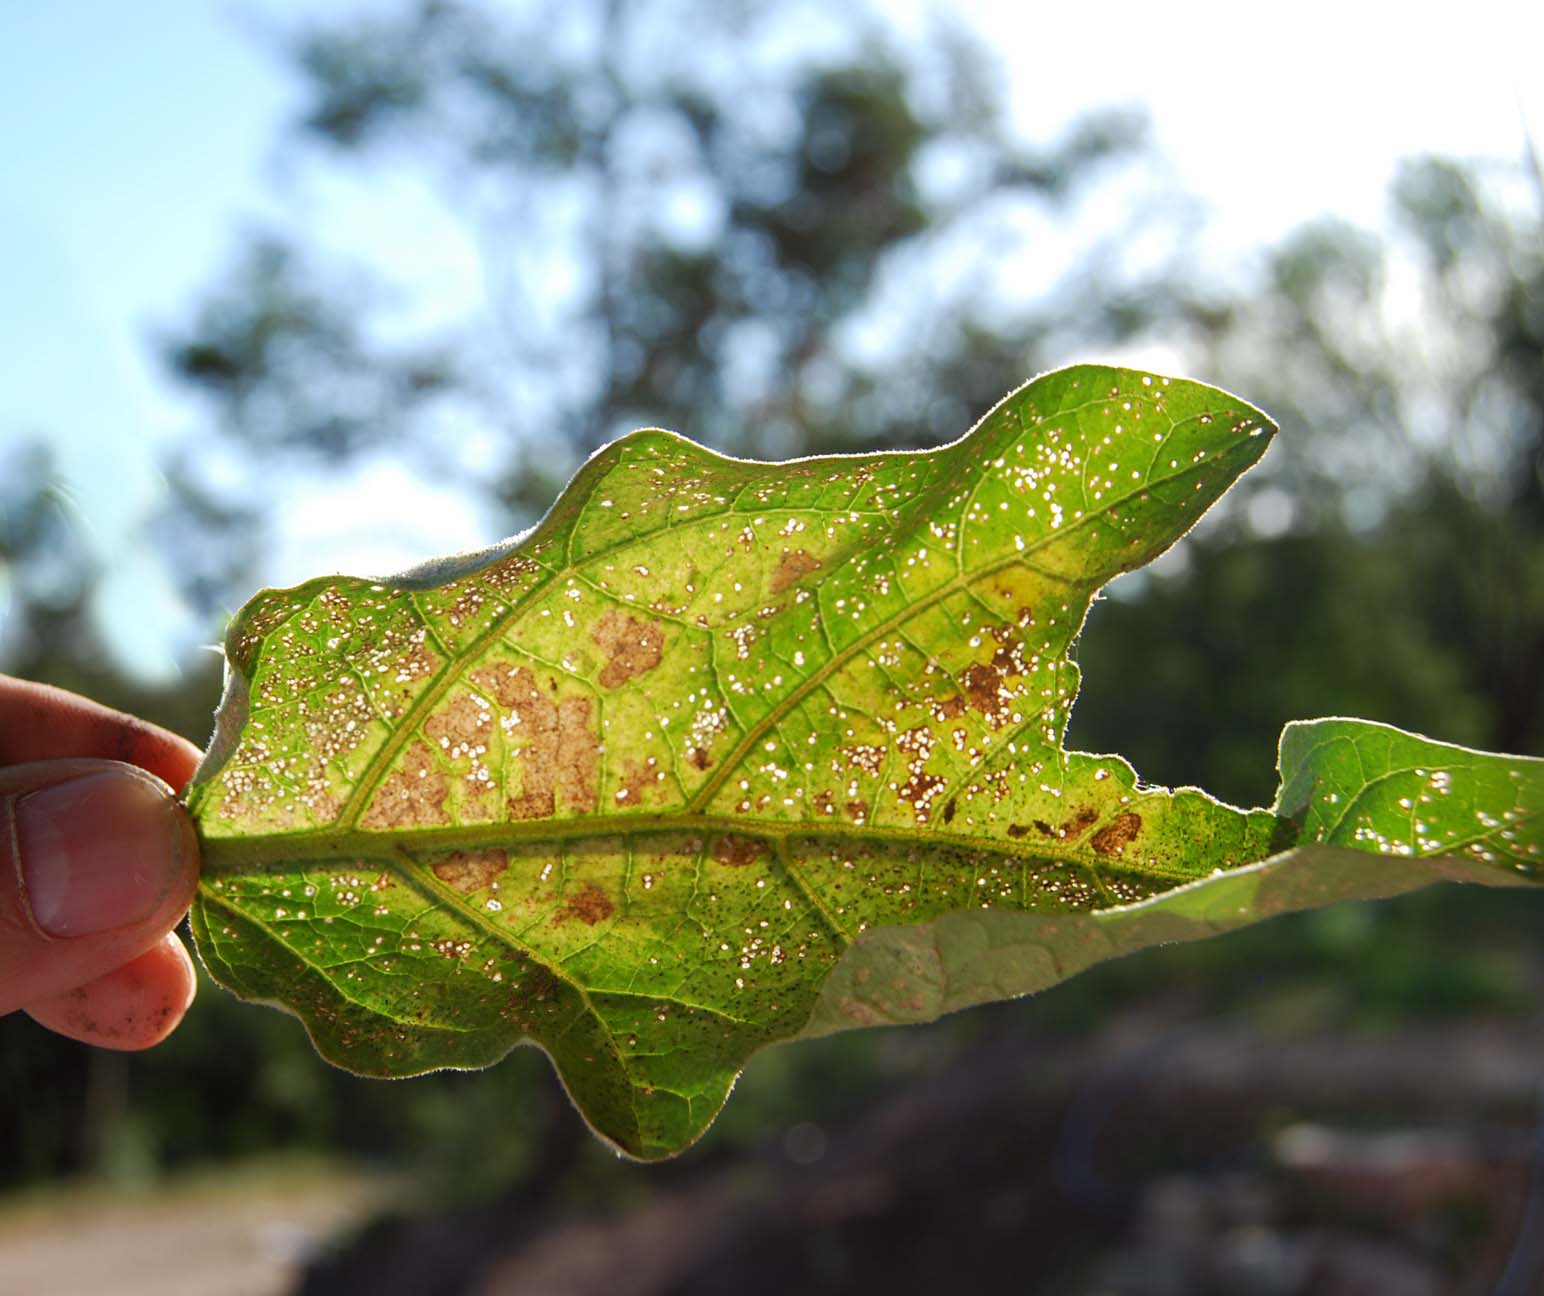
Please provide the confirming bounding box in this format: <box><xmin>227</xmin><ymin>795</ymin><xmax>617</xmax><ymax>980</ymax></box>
<box><xmin>24</xmin><ymin>932</ymin><xmax>197</xmax><ymax>1049</ymax></box>
<box><xmin>0</xmin><ymin>760</ymin><xmax>199</xmax><ymax>1015</ymax></box>
<box><xmin>0</xmin><ymin>676</ymin><xmax>202</xmax><ymax>792</ymax></box>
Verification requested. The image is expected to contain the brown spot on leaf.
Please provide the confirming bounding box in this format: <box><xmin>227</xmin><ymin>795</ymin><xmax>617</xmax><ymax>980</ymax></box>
<box><xmin>712</xmin><ymin>834</ymin><xmax>766</xmax><ymax>867</ymax></box>
<box><xmin>362</xmin><ymin>740</ymin><xmax>450</xmax><ymax>829</ymax></box>
<box><xmin>845</xmin><ymin>800</ymin><xmax>869</xmax><ymax>823</ymax></box>
<box><xmin>941</xmin><ymin>798</ymin><xmax>956</xmax><ymax>824</ymax></box>
<box><xmin>771</xmin><ymin>548</ymin><xmax>821</xmax><ymax>594</ymax></box>
<box><xmin>839</xmin><ymin>1000</ymin><xmax>882</xmax><ymax>1027</ymax></box>
<box><xmin>687</xmin><ymin>746</ymin><xmax>712</xmax><ymax>771</ymax></box>
<box><xmin>1007</xmin><ymin>823</ymin><xmax>1033</xmax><ymax>839</ymax></box>
<box><xmin>425</xmin><ymin>692</ymin><xmax>491</xmax><ymax>749</ymax></box>
<box><xmin>471</xmin><ymin>664</ymin><xmax>533</xmax><ymax>710</ymax></box>
<box><xmin>963</xmin><ymin>662</ymin><xmax>1010</xmax><ymax>728</ymax></box>
<box><xmin>616</xmin><ymin>758</ymin><xmax>664</xmax><ymax>808</ymax></box>
<box><xmin>509</xmin><ymin>788</ymin><xmax>556</xmax><ymax>819</ymax></box>
<box><xmin>842</xmin><ymin>744</ymin><xmax>886</xmax><ymax>776</ymax></box>
<box><xmin>461</xmin><ymin>781</ymin><xmax>497</xmax><ymax>823</ymax></box>
<box><xmin>897</xmin><ymin>771</ymin><xmax>947</xmax><ymax>824</ymax></box>
<box><xmin>557</xmin><ymin>882</ymin><xmax>614</xmax><ymax>926</ymax></box>
<box><xmin>477</xmin><ymin>553</ymin><xmax>541</xmax><ymax>592</ymax></box>
<box><xmin>591</xmin><ymin>609</ymin><xmax>664</xmax><ymax>688</ymax></box>
<box><xmin>432</xmin><ymin>848</ymin><xmax>506</xmax><ymax>893</ymax></box>
<box><xmin>560</xmin><ymin>698</ymin><xmax>599</xmax><ymax>808</ymax></box>
<box><xmin>1090</xmin><ymin>812</ymin><xmax>1142</xmax><ymax>857</ymax></box>
<box><xmin>442</xmin><ymin>586</ymin><xmax>489</xmax><ymax>631</ymax></box>
<box><xmin>470</xmin><ymin>665</ymin><xmax>597</xmax><ymax>817</ymax></box>
<box><xmin>1060</xmin><ymin>807</ymin><xmax>1099</xmax><ymax>840</ymax></box>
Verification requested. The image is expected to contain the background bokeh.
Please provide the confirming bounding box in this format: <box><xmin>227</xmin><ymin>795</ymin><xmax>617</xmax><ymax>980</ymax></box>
<box><xmin>2</xmin><ymin>2</ymin><xmax>1542</xmax><ymax>1293</ymax></box>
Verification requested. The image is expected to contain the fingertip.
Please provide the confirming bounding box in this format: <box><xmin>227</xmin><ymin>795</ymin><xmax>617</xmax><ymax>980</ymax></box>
<box><xmin>0</xmin><ymin>763</ymin><xmax>201</xmax><ymax>1013</ymax></box>
<box><xmin>24</xmin><ymin>933</ymin><xmax>198</xmax><ymax>1050</ymax></box>
<box><xmin>120</xmin><ymin>720</ymin><xmax>203</xmax><ymax>796</ymax></box>
<box><xmin>0</xmin><ymin>677</ymin><xmax>203</xmax><ymax>792</ymax></box>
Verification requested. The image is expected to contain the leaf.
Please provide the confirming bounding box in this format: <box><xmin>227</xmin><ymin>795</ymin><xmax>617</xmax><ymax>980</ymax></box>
<box><xmin>803</xmin><ymin>718</ymin><xmax>1541</xmax><ymax>1035</ymax></box>
<box><xmin>185</xmin><ymin>365</ymin><xmax>1542</xmax><ymax>1159</ymax></box>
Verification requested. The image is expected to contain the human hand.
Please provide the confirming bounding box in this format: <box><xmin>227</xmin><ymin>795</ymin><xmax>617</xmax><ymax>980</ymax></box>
<box><xmin>2</xmin><ymin>676</ymin><xmax>200</xmax><ymax>1047</ymax></box>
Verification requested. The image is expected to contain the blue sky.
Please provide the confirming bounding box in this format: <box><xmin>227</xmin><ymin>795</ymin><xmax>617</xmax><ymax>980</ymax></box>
<box><xmin>2</xmin><ymin>0</ymin><xmax>1540</xmax><ymax>681</ymax></box>
<box><xmin>1</xmin><ymin>1</ymin><xmax>312</xmax><ymax>673</ymax></box>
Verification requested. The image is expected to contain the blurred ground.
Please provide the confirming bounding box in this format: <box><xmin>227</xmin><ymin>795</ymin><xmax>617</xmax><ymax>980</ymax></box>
<box><xmin>299</xmin><ymin>993</ymin><xmax>1544</xmax><ymax>1296</ymax></box>
<box><xmin>0</xmin><ymin>1159</ymin><xmax>396</xmax><ymax>1296</ymax></box>
<box><xmin>2</xmin><ymin>895</ymin><xmax>1539</xmax><ymax>1296</ymax></box>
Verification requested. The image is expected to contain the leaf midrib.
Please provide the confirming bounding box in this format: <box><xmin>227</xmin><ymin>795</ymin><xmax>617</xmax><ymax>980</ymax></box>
<box><xmin>197</xmin><ymin>809</ymin><xmax>1211</xmax><ymax>891</ymax></box>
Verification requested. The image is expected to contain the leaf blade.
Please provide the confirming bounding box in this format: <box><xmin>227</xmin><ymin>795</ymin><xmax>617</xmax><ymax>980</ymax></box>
<box><xmin>187</xmin><ymin>364</ymin><xmax>1538</xmax><ymax>1158</ymax></box>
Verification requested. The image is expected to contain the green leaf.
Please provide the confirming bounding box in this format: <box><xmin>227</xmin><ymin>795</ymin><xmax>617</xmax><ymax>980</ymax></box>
<box><xmin>185</xmin><ymin>365</ymin><xmax>1542</xmax><ymax>1159</ymax></box>
<box><xmin>804</xmin><ymin>718</ymin><xmax>1541</xmax><ymax>1035</ymax></box>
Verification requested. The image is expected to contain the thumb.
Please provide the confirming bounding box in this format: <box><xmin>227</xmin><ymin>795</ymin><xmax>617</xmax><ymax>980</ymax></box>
<box><xmin>1</xmin><ymin>759</ymin><xmax>198</xmax><ymax>1016</ymax></box>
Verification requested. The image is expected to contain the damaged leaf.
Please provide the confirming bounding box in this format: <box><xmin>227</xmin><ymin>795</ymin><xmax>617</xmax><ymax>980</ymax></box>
<box><xmin>186</xmin><ymin>365</ymin><xmax>1542</xmax><ymax>1159</ymax></box>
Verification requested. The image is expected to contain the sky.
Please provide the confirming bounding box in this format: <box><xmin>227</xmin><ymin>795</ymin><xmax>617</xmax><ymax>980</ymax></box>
<box><xmin>2</xmin><ymin>0</ymin><xmax>1541</xmax><ymax>681</ymax></box>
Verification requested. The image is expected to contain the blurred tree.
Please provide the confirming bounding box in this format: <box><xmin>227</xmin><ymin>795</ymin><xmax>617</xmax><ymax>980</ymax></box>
<box><xmin>158</xmin><ymin>2</ymin><xmax>1542</xmax><ymax>784</ymax></box>
<box><xmin>1</xmin><ymin>445</ymin><xmax>218</xmax><ymax>1186</ymax></box>
<box><xmin>158</xmin><ymin>0</ymin><xmax>1175</xmax><ymax>618</ymax></box>
<box><xmin>0</xmin><ymin>442</ymin><xmax>100</xmax><ymax>680</ymax></box>
<box><xmin>1167</xmin><ymin>156</ymin><xmax>1542</xmax><ymax>524</ymax></box>
<box><xmin>6</xmin><ymin>3</ymin><xmax>1542</xmax><ymax>1262</ymax></box>
<box><xmin>0</xmin><ymin>442</ymin><xmax>220</xmax><ymax>738</ymax></box>
<box><xmin>1068</xmin><ymin>154</ymin><xmax>1544</xmax><ymax>798</ymax></box>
